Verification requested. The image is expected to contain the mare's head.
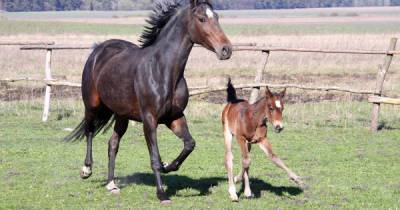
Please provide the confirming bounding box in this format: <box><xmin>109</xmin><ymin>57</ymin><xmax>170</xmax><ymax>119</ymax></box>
<box><xmin>188</xmin><ymin>0</ymin><xmax>232</xmax><ymax>60</ymax></box>
<box><xmin>264</xmin><ymin>87</ymin><xmax>286</xmax><ymax>133</ymax></box>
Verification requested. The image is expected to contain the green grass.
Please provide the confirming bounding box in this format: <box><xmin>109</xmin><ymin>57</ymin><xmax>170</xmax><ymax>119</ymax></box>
<box><xmin>1</xmin><ymin>99</ymin><xmax>400</xmax><ymax>209</ymax></box>
<box><xmin>0</xmin><ymin>20</ymin><xmax>143</xmax><ymax>36</ymax></box>
<box><xmin>1</xmin><ymin>20</ymin><xmax>399</xmax><ymax>36</ymax></box>
<box><xmin>221</xmin><ymin>22</ymin><xmax>400</xmax><ymax>36</ymax></box>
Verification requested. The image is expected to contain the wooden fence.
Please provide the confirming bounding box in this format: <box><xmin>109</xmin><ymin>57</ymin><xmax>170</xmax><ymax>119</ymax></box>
<box><xmin>1</xmin><ymin>39</ymin><xmax>399</xmax><ymax>132</ymax></box>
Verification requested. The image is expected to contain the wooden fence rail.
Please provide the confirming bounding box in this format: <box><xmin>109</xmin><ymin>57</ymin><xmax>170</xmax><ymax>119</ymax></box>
<box><xmin>2</xmin><ymin>39</ymin><xmax>399</xmax><ymax>132</ymax></box>
<box><xmin>0</xmin><ymin>41</ymin><xmax>55</xmax><ymax>46</ymax></box>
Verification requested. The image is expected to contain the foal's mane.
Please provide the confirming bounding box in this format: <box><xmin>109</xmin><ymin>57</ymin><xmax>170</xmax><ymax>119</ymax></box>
<box><xmin>139</xmin><ymin>0</ymin><xmax>183</xmax><ymax>48</ymax></box>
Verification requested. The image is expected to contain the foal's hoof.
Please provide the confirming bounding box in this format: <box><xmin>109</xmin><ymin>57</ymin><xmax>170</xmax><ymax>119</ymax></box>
<box><xmin>106</xmin><ymin>181</ymin><xmax>120</xmax><ymax>196</ymax></box>
<box><xmin>160</xmin><ymin>200</ymin><xmax>172</xmax><ymax>205</ymax></box>
<box><xmin>291</xmin><ymin>177</ymin><xmax>307</xmax><ymax>190</ymax></box>
<box><xmin>244</xmin><ymin>193</ymin><xmax>255</xmax><ymax>199</ymax></box>
<box><xmin>230</xmin><ymin>194</ymin><xmax>239</xmax><ymax>202</ymax></box>
<box><xmin>80</xmin><ymin>166</ymin><xmax>92</xmax><ymax>179</ymax></box>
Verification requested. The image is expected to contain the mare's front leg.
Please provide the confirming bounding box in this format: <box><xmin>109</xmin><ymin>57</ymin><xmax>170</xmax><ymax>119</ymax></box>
<box><xmin>142</xmin><ymin>113</ymin><xmax>170</xmax><ymax>204</ymax></box>
<box><xmin>162</xmin><ymin>116</ymin><xmax>196</xmax><ymax>173</ymax></box>
<box><xmin>106</xmin><ymin>117</ymin><xmax>129</xmax><ymax>195</ymax></box>
<box><xmin>258</xmin><ymin>138</ymin><xmax>304</xmax><ymax>188</ymax></box>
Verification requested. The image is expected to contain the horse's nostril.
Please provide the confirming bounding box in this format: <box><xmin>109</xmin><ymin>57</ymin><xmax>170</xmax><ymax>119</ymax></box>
<box><xmin>221</xmin><ymin>45</ymin><xmax>232</xmax><ymax>59</ymax></box>
<box><xmin>222</xmin><ymin>46</ymin><xmax>228</xmax><ymax>56</ymax></box>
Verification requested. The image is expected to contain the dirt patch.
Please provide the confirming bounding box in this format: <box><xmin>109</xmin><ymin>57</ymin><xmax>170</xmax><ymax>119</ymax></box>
<box><xmin>0</xmin><ymin>83</ymin><xmax>80</xmax><ymax>101</ymax></box>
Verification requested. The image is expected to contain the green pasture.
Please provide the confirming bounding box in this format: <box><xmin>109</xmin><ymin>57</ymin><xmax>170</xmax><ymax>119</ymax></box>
<box><xmin>1</xmin><ymin>99</ymin><xmax>400</xmax><ymax>209</ymax></box>
<box><xmin>1</xmin><ymin>20</ymin><xmax>399</xmax><ymax>36</ymax></box>
<box><xmin>1</xmin><ymin>8</ymin><xmax>400</xmax><ymax>36</ymax></box>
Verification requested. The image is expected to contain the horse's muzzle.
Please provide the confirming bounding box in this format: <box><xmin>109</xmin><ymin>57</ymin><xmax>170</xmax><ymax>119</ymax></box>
<box><xmin>217</xmin><ymin>45</ymin><xmax>233</xmax><ymax>60</ymax></box>
<box><xmin>274</xmin><ymin>125</ymin><xmax>284</xmax><ymax>133</ymax></box>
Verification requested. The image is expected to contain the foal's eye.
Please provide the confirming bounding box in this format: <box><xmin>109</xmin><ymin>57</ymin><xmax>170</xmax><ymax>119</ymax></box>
<box><xmin>199</xmin><ymin>17</ymin><xmax>207</xmax><ymax>23</ymax></box>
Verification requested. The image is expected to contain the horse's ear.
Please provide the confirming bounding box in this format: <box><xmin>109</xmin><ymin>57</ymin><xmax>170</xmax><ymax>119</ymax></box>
<box><xmin>190</xmin><ymin>0</ymin><xmax>197</xmax><ymax>8</ymax></box>
<box><xmin>265</xmin><ymin>86</ymin><xmax>273</xmax><ymax>98</ymax></box>
<box><xmin>190</xmin><ymin>0</ymin><xmax>212</xmax><ymax>7</ymax></box>
<box><xmin>280</xmin><ymin>88</ymin><xmax>286</xmax><ymax>98</ymax></box>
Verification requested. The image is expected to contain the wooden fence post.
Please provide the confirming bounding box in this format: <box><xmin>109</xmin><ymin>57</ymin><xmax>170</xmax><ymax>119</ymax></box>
<box><xmin>370</xmin><ymin>38</ymin><xmax>398</xmax><ymax>132</ymax></box>
<box><xmin>249</xmin><ymin>51</ymin><xmax>270</xmax><ymax>104</ymax></box>
<box><xmin>42</xmin><ymin>49</ymin><xmax>53</xmax><ymax>122</ymax></box>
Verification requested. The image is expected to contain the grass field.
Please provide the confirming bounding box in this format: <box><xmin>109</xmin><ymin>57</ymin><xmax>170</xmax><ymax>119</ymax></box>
<box><xmin>1</xmin><ymin>100</ymin><xmax>400</xmax><ymax>209</ymax></box>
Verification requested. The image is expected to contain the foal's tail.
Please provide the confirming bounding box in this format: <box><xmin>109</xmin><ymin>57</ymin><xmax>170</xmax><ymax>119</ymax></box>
<box><xmin>227</xmin><ymin>77</ymin><xmax>238</xmax><ymax>103</ymax></box>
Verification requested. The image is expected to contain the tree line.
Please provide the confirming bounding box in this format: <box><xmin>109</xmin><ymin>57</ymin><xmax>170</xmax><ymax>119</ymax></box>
<box><xmin>1</xmin><ymin>0</ymin><xmax>400</xmax><ymax>12</ymax></box>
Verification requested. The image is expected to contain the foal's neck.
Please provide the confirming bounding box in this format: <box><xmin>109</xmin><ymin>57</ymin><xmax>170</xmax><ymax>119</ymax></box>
<box><xmin>152</xmin><ymin>7</ymin><xmax>193</xmax><ymax>82</ymax></box>
<box><xmin>252</xmin><ymin>97</ymin><xmax>268</xmax><ymax>126</ymax></box>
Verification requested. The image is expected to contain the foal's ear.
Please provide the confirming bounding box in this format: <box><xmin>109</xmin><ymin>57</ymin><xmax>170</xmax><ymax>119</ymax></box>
<box><xmin>265</xmin><ymin>86</ymin><xmax>273</xmax><ymax>98</ymax></box>
<box><xmin>280</xmin><ymin>88</ymin><xmax>286</xmax><ymax>98</ymax></box>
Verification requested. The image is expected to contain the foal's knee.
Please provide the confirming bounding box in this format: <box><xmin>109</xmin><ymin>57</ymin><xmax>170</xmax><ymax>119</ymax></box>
<box><xmin>242</xmin><ymin>157</ymin><xmax>251</xmax><ymax>168</ymax></box>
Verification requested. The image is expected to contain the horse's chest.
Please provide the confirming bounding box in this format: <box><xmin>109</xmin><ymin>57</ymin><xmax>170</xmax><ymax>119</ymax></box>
<box><xmin>246</xmin><ymin>125</ymin><xmax>267</xmax><ymax>144</ymax></box>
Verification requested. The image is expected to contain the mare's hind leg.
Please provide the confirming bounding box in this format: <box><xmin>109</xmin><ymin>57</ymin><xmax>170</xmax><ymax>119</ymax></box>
<box><xmin>106</xmin><ymin>116</ymin><xmax>129</xmax><ymax>195</ymax></box>
<box><xmin>258</xmin><ymin>138</ymin><xmax>304</xmax><ymax>188</ymax></box>
<box><xmin>80</xmin><ymin>112</ymin><xmax>95</xmax><ymax>179</ymax></box>
<box><xmin>162</xmin><ymin>116</ymin><xmax>196</xmax><ymax>173</ymax></box>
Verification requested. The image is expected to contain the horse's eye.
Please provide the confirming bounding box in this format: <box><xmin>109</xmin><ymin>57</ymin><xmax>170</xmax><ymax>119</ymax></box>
<box><xmin>199</xmin><ymin>17</ymin><xmax>207</xmax><ymax>23</ymax></box>
<box><xmin>269</xmin><ymin>107</ymin><xmax>274</xmax><ymax>111</ymax></box>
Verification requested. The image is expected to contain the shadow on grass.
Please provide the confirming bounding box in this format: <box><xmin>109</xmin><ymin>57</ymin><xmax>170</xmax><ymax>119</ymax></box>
<box><xmin>378</xmin><ymin>122</ymin><xmax>398</xmax><ymax>131</ymax></box>
<box><xmin>241</xmin><ymin>178</ymin><xmax>303</xmax><ymax>198</ymax></box>
<box><xmin>95</xmin><ymin>172</ymin><xmax>303</xmax><ymax>198</ymax></box>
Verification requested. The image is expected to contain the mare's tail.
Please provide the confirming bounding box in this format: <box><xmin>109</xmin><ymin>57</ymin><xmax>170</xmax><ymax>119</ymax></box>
<box><xmin>64</xmin><ymin>43</ymin><xmax>115</xmax><ymax>142</ymax></box>
<box><xmin>227</xmin><ymin>78</ymin><xmax>238</xmax><ymax>103</ymax></box>
<box><xmin>64</xmin><ymin>111</ymin><xmax>115</xmax><ymax>142</ymax></box>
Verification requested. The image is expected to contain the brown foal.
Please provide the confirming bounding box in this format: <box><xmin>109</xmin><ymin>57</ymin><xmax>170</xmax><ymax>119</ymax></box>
<box><xmin>221</xmin><ymin>79</ymin><xmax>304</xmax><ymax>201</ymax></box>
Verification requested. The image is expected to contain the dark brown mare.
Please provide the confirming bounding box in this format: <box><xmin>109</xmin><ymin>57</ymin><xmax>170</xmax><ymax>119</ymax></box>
<box><xmin>65</xmin><ymin>0</ymin><xmax>232</xmax><ymax>204</ymax></box>
<box><xmin>221</xmin><ymin>79</ymin><xmax>304</xmax><ymax>201</ymax></box>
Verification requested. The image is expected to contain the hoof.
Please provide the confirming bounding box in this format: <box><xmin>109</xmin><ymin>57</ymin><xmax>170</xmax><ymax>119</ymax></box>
<box><xmin>161</xmin><ymin>162</ymin><xmax>178</xmax><ymax>174</ymax></box>
<box><xmin>291</xmin><ymin>177</ymin><xmax>307</xmax><ymax>189</ymax></box>
<box><xmin>160</xmin><ymin>200</ymin><xmax>172</xmax><ymax>205</ymax></box>
<box><xmin>106</xmin><ymin>181</ymin><xmax>120</xmax><ymax>195</ymax></box>
<box><xmin>230</xmin><ymin>194</ymin><xmax>239</xmax><ymax>202</ymax></box>
<box><xmin>80</xmin><ymin>166</ymin><xmax>92</xmax><ymax>179</ymax></box>
<box><xmin>244</xmin><ymin>193</ymin><xmax>254</xmax><ymax>199</ymax></box>
<box><xmin>110</xmin><ymin>188</ymin><xmax>121</xmax><ymax>196</ymax></box>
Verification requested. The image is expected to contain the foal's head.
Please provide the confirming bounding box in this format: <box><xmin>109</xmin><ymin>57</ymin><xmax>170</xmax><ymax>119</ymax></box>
<box><xmin>264</xmin><ymin>87</ymin><xmax>286</xmax><ymax>133</ymax></box>
<box><xmin>188</xmin><ymin>0</ymin><xmax>232</xmax><ymax>60</ymax></box>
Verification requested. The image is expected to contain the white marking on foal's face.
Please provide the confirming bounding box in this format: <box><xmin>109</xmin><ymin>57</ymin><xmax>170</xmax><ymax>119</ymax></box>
<box><xmin>275</xmin><ymin>100</ymin><xmax>282</xmax><ymax>108</ymax></box>
<box><xmin>206</xmin><ymin>8</ymin><xmax>214</xmax><ymax>19</ymax></box>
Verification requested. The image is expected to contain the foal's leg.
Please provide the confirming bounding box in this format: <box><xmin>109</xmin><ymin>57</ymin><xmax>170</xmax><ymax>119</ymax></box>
<box><xmin>237</xmin><ymin>138</ymin><xmax>253</xmax><ymax>198</ymax></box>
<box><xmin>234</xmin><ymin>143</ymin><xmax>251</xmax><ymax>184</ymax></box>
<box><xmin>258</xmin><ymin>138</ymin><xmax>304</xmax><ymax>187</ymax></box>
<box><xmin>142</xmin><ymin>113</ymin><xmax>170</xmax><ymax>204</ymax></box>
<box><xmin>106</xmin><ymin>117</ymin><xmax>128</xmax><ymax>195</ymax></box>
<box><xmin>80</xmin><ymin>113</ymin><xmax>95</xmax><ymax>179</ymax></box>
<box><xmin>224</xmin><ymin>126</ymin><xmax>238</xmax><ymax>201</ymax></box>
<box><xmin>162</xmin><ymin>116</ymin><xmax>196</xmax><ymax>173</ymax></box>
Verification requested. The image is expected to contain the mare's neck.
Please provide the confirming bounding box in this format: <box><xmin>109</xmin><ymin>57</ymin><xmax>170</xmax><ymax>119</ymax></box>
<box><xmin>152</xmin><ymin>6</ymin><xmax>193</xmax><ymax>83</ymax></box>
